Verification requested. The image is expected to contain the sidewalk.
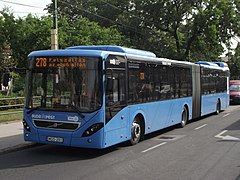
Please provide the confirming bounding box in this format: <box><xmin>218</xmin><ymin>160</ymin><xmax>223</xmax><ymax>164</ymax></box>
<box><xmin>0</xmin><ymin>121</ymin><xmax>34</xmax><ymax>154</ymax></box>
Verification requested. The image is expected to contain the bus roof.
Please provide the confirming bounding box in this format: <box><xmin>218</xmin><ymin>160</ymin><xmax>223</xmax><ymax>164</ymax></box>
<box><xmin>195</xmin><ymin>61</ymin><xmax>229</xmax><ymax>71</ymax></box>
<box><xmin>28</xmin><ymin>49</ymin><xmax>104</xmax><ymax>57</ymax></box>
<box><xmin>28</xmin><ymin>46</ymin><xmax>156</xmax><ymax>59</ymax></box>
<box><xmin>67</xmin><ymin>45</ymin><xmax>157</xmax><ymax>58</ymax></box>
<box><xmin>27</xmin><ymin>46</ymin><xmax>228</xmax><ymax>71</ymax></box>
<box><xmin>195</xmin><ymin>61</ymin><xmax>219</xmax><ymax>67</ymax></box>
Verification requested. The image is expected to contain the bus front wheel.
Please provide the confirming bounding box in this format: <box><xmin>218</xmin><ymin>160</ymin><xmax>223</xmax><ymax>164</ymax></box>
<box><xmin>130</xmin><ymin>117</ymin><xmax>142</xmax><ymax>145</ymax></box>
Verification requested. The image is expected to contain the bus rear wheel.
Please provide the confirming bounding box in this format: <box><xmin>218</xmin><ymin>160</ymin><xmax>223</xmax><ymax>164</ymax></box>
<box><xmin>130</xmin><ymin>117</ymin><xmax>142</xmax><ymax>145</ymax></box>
<box><xmin>180</xmin><ymin>106</ymin><xmax>188</xmax><ymax>128</ymax></box>
<box><xmin>215</xmin><ymin>100</ymin><xmax>221</xmax><ymax>115</ymax></box>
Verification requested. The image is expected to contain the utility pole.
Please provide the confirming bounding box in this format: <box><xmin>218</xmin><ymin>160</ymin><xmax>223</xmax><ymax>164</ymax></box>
<box><xmin>51</xmin><ymin>0</ymin><xmax>58</xmax><ymax>50</ymax></box>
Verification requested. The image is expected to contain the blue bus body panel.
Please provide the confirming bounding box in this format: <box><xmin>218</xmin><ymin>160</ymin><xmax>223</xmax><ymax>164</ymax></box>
<box><xmin>25</xmin><ymin>97</ymin><xmax>193</xmax><ymax>149</ymax></box>
<box><xmin>71</xmin><ymin>110</ymin><xmax>105</xmax><ymax>148</ymax></box>
<box><xmin>104</xmin><ymin>107</ymin><xmax>130</xmax><ymax>147</ymax></box>
<box><xmin>130</xmin><ymin>98</ymin><xmax>192</xmax><ymax>132</ymax></box>
<box><xmin>24</xmin><ymin>109</ymin><xmax>105</xmax><ymax>149</ymax></box>
<box><xmin>104</xmin><ymin>97</ymin><xmax>192</xmax><ymax>148</ymax></box>
<box><xmin>201</xmin><ymin>93</ymin><xmax>229</xmax><ymax>116</ymax></box>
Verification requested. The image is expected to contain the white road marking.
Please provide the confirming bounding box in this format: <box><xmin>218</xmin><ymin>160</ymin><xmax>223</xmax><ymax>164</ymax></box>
<box><xmin>195</xmin><ymin>124</ymin><xmax>207</xmax><ymax>130</ymax></box>
<box><xmin>220</xmin><ymin>135</ymin><xmax>240</xmax><ymax>141</ymax></box>
<box><xmin>142</xmin><ymin>142</ymin><xmax>167</xmax><ymax>153</ymax></box>
<box><xmin>223</xmin><ymin>113</ymin><xmax>230</xmax><ymax>118</ymax></box>
<box><xmin>215</xmin><ymin>130</ymin><xmax>240</xmax><ymax>141</ymax></box>
<box><xmin>215</xmin><ymin>130</ymin><xmax>228</xmax><ymax>138</ymax></box>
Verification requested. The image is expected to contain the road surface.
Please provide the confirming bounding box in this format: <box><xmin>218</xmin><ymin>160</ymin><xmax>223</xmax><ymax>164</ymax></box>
<box><xmin>0</xmin><ymin>105</ymin><xmax>239</xmax><ymax>180</ymax></box>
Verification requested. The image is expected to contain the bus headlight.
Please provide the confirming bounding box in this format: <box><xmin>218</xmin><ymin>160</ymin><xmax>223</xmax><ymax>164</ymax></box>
<box><xmin>82</xmin><ymin>123</ymin><xmax>103</xmax><ymax>137</ymax></box>
<box><xmin>23</xmin><ymin>119</ymin><xmax>31</xmax><ymax>132</ymax></box>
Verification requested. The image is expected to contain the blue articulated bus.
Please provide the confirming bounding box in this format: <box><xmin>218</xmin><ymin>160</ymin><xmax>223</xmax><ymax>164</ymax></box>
<box><xmin>23</xmin><ymin>46</ymin><xmax>230</xmax><ymax>148</ymax></box>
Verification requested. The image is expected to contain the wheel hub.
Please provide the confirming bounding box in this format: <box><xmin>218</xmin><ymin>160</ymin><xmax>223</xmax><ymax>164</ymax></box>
<box><xmin>132</xmin><ymin>122</ymin><xmax>141</xmax><ymax>139</ymax></box>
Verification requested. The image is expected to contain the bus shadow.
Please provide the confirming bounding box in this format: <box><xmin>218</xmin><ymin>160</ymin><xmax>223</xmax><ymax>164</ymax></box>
<box><xmin>0</xmin><ymin>123</ymin><xmax>189</xmax><ymax>170</ymax></box>
<box><xmin>0</xmin><ymin>144</ymin><xmax>119</xmax><ymax>170</ymax></box>
<box><xmin>186</xmin><ymin>112</ymin><xmax>220</xmax><ymax>125</ymax></box>
<box><xmin>0</xmin><ymin>123</ymin><xmax>187</xmax><ymax>170</ymax></box>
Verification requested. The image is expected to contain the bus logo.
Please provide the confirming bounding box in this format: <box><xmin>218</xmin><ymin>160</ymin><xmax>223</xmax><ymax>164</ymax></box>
<box><xmin>68</xmin><ymin>116</ymin><xmax>79</xmax><ymax>121</ymax></box>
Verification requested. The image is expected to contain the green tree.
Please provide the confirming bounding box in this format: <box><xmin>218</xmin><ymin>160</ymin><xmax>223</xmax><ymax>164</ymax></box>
<box><xmin>0</xmin><ymin>9</ymin><xmax>125</xmax><ymax>95</ymax></box>
<box><xmin>0</xmin><ymin>9</ymin><xmax>17</xmax><ymax>92</ymax></box>
<box><xmin>14</xmin><ymin>15</ymin><xmax>52</xmax><ymax>68</ymax></box>
<box><xmin>52</xmin><ymin>0</ymin><xmax>240</xmax><ymax>61</ymax></box>
<box><xmin>58</xmin><ymin>17</ymin><xmax>124</xmax><ymax>48</ymax></box>
<box><xmin>0</xmin><ymin>9</ymin><xmax>17</xmax><ymax>67</ymax></box>
<box><xmin>0</xmin><ymin>41</ymin><xmax>16</xmax><ymax>71</ymax></box>
<box><xmin>228</xmin><ymin>45</ymin><xmax>240</xmax><ymax>79</ymax></box>
<box><xmin>0</xmin><ymin>10</ymin><xmax>125</xmax><ymax>68</ymax></box>
<box><xmin>0</xmin><ymin>41</ymin><xmax>16</xmax><ymax>92</ymax></box>
<box><xmin>47</xmin><ymin>0</ymin><xmax>131</xmax><ymax>27</ymax></box>
<box><xmin>131</xmin><ymin>0</ymin><xmax>239</xmax><ymax>60</ymax></box>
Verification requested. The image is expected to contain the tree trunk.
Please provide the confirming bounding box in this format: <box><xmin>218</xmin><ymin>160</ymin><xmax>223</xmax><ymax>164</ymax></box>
<box><xmin>6</xmin><ymin>78</ymin><xmax>13</xmax><ymax>96</ymax></box>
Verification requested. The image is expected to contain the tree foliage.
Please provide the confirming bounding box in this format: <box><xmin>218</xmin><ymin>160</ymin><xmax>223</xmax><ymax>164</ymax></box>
<box><xmin>228</xmin><ymin>45</ymin><xmax>240</xmax><ymax>79</ymax></box>
<box><xmin>0</xmin><ymin>9</ymin><xmax>125</xmax><ymax>69</ymax></box>
<box><xmin>14</xmin><ymin>15</ymin><xmax>52</xmax><ymax>67</ymax></box>
<box><xmin>0</xmin><ymin>8</ymin><xmax>125</xmax><ymax>95</ymax></box>
<box><xmin>58</xmin><ymin>17</ymin><xmax>124</xmax><ymax>49</ymax></box>
<box><xmin>0</xmin><ymin>9</ymin><xmax>17</xmax><ymax>68</ymax></box>
<box><xmin>51</xmin><ymin>0</ymin><xmax>240</xmax><ymax>61</ymax></box>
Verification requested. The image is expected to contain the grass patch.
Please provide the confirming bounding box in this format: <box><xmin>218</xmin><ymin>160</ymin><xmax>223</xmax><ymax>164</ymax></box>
<box><xmin>0</xmin><ymin>109</ymin><xmax>23</xmax><ymax>123</ymax></box>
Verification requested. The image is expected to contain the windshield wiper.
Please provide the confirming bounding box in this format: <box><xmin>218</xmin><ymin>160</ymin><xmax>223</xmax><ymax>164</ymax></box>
<box><xmin>70</xmin><ymin>105</ymin><xmax>85</xmax><ymax>118</ymax></box>
<box><xmin>27</xmin><ymin>106</ymin><xmax>41</xmax><ymax>114</ymax></box>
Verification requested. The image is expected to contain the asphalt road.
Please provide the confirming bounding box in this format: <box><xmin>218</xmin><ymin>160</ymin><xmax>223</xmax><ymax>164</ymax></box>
<box><xmin>0</xmin><ymin>106</ymin><xmax>239</xmax><ymax>180</ymax></box>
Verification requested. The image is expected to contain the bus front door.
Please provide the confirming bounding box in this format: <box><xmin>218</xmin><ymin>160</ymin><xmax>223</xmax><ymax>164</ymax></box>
<box><xmin>104</xmin><ymin>62</ymin><xmax>129</xmax><ymax>147</ymax></box>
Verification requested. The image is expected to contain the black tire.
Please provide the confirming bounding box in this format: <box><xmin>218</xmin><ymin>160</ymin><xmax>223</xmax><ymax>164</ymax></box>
<box><xmin>130</xmin><ymin>117</ymin><xmax>142</xmax><ymax>145</ymax></box>
<box><xmin>180</xmin><ymin>106</ymin><xmax>188</xmax><ymax>128</ymax></box>
<box><xmin>215</xmin><ymin>100</ymin><xmax>221</xmax><ymax>115</ymax></box>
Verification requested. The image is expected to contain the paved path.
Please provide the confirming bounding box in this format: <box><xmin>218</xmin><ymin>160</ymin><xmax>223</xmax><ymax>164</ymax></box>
<box><xmin>0</xmin><ymin>121</ymin><xmax>33</xmax><ymax>154</ymax></box>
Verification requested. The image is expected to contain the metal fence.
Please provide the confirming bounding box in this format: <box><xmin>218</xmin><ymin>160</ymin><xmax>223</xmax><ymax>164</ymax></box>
<box><xmin>0</xmin><ymin>96</ymin><xmax>42</xmax><ymax>116</ymax></box>
<box><xmin>0</xmin><ymin>97</ymin><xmax>24</xmax><ymax>108</ymax></box>
<box><xmin>0</xmin><ymin>97</ymin><xmax>24</xmax><ymax>115</ymax></box>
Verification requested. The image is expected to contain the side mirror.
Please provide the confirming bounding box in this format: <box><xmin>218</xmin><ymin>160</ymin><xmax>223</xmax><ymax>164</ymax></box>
<box><xmin>2</xmin><ymin>73</ymin><xmax>10</xmax><ymax>87</ymax></box>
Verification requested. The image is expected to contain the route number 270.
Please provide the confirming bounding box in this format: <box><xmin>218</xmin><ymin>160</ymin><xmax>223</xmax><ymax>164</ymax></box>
<box><xmin>36</xmin><ymin>58</ymin><xmax>47</xmax><ymax>67</ymax></box>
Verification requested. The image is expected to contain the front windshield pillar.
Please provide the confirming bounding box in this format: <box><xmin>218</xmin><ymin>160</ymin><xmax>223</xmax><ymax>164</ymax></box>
<box><xmin>41</xmin><ymin>73</ymin><xmax>48</xmax><ymax>108</ymax></box>
<box><xmin>25</xmin><ymin>70</ymin><xmax>32</xmax><ymax>108</ymax></box>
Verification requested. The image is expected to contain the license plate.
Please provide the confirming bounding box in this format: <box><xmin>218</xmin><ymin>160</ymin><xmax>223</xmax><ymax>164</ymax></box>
<box><xmin>47</xmin><ymin>136</ymin><xmax>64</xmax><ymax>143</ymax></box>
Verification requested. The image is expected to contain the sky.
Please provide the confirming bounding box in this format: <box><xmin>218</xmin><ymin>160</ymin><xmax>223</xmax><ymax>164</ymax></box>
<box><xmin>0</xmin><ymin>0</ymin><xmax>51</xmax><ymax>17</ymax></box>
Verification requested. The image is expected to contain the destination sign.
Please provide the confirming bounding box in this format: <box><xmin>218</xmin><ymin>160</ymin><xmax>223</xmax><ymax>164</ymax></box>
<box><xmin>35</xmin><ymin>57</ymin><xmax>87</xmax><ymax>68</ymax></box>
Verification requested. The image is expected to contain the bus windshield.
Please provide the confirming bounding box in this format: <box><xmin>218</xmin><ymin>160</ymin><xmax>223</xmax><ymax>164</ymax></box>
<box><xmin>26</xmin><ymin>56</ymin><xmax>102</xmax><ymax>113</ymax></box>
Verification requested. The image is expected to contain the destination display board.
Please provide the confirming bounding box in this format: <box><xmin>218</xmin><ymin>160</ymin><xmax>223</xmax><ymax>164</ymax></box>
<box><xmin>34</xmin><ymin>57</ymin><xmax>87</xmax><ymax>68</ymax></box>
